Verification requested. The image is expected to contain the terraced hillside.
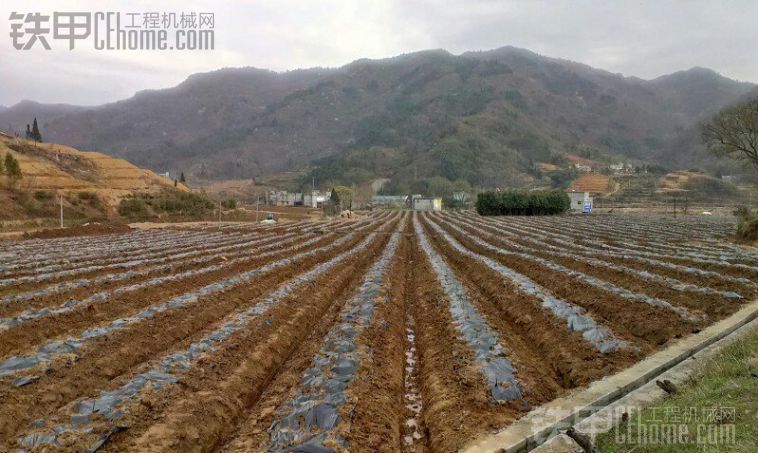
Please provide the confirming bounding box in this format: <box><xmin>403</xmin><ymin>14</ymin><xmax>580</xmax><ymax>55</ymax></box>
<box><xmin>0</xmin><ymin>211</ymin><xmax>755</xmax><ymax>452</ymax></box>
<box><xmin>0</xmin><ymin>136</ymin><xmax>185</xmax><ymax>201</ymax></box>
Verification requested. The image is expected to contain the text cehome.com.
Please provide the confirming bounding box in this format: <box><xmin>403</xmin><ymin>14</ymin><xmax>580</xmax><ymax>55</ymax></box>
<box><xmin>92</xmin><ymin>13</ymin><xmax>214</xmax><ymax>50</ymax></box>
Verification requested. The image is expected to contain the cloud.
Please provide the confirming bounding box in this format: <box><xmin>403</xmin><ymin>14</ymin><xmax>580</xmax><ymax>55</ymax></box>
<box><xmin>0</xmin><ymin>0</ymin><xmax>756</xmax><ymax>105</ymax></box>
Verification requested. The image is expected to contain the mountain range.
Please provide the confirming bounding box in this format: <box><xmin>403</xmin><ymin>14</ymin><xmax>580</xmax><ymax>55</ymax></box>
<box><xmin>1</xmin><ymin>46</ymin><xmax>755</xmax><ymax>191</ymax></box>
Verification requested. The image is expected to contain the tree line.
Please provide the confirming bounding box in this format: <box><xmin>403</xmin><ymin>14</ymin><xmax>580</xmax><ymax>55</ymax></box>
<box><xmin>476</xmin><ymin>190</ymin><xmax>570</xmax><ymax>216</ymax></box>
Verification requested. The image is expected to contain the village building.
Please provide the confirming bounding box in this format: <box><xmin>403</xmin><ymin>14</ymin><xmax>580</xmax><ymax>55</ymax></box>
<box><xmin>269</xmin><ymin>190</ymin><xmax>302</xmax><ymax>206</ymax></box>
<box><xmin>566</xmin><ymin>190</ymin><xmax>593</xmax><ymax>212</ymax></box>
<box><xmin>303</xmin><ymin>190</ymin><xmax>328</xmax><ymax>208</ymax></box>
<box><xmin>412</xmin><ymin>197</ymin><xmax>443</xmax><ymax>211</ymax></box>
<box><xmin>371</xmin><ymin>195</ymin><xmax>408</xmax><ymax>209</ymax></box>
<box><xmin>565</xmin><ymin>173</ymin><xmax>613</xmax><ymax>213</ymax></box>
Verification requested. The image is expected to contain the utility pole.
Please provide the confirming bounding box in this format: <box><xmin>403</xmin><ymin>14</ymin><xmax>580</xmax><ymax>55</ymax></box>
<box><xmin>255</xmin><ymin>196</ymin><xmax>260</xmax><ymax>222</ymax></box>
<box><xmin>672</xmin><ymin>194</ymin><xmax>677</xmax><ymax>218</ymax></box>
<box><xmin>59</xmin><ymin>193</ymin><xmax>64</xmax><ymax>228</ymax></box>
<box><xmin>218</xmin><ymin>199</ymin><xmax>222</xmax><ymax>222</ymax></box>
<box><xmin>683</xmin><ymin>191</ymin><xmax>688</xmax><ymax>216</ymax></box>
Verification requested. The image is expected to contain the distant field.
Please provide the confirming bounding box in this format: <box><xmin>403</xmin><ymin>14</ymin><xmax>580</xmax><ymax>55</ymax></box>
<box><xmin>0</xmin><ymin>211</ymin><xmax>755</xmax><ymax>452</ymax></box>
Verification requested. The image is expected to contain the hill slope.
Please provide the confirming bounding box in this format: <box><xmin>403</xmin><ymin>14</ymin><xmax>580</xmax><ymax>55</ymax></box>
<box><xmin>0</xmin><ymin>134</ymin><xmax>187</xmax><ymax>222</ymax></box>
<box><xmin>1</xmin><ymin>46</ymin><xmax>755</xmax><ymax>189</ymax></box>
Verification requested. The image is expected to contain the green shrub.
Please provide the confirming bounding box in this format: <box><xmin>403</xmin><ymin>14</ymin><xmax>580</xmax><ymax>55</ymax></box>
<box><xmin>546</xmin><ymin>167</ymin><xmax>579</xmax><ymax>188</ymax></box>
<box><xmin>89</xmin><ymin>195</ymin><xmax>103</xmax><ymax>209</ymax></box>
<box><xmin>118</xmin><ymin>190</ymin><xmax>216</xmax><ymax>220</ymax></box>
<box><xmin>737</xmin><ymin>216</ymin><xmax>758</xmax><ymax>242</ymax></box>
<box><xmin>221</xmin><ymin>198</ymin><xmax>237</xmax><ymax>209</ymax></box>
<box><xmin>33</xmin><ymin>190</ymin><xmax>53</xmax><ymax>201</ymax></box>
<box><xmin>476</xmin><ymin>190</ymin><xmax>570</xmax><ymax>216</ymax></box>
<box><xmin>735</xmin><ymin>206</ymin><xmax>758</xmax><ymax>242</ymax></box>
<box><xmin>4</xmin><ymin>153</ymin><xmax>22</xmax><ymax>180</ymax></box>
<box><xmin>77</xmin><ymin>191</ymin><xmax>97</xmax><ymax>200</ymax></box>
<box><xmin>734</xmin><ymin>205</ymin><xmax>752</xmax><ymax>218</ymax></box>
<box><xmin>118</xmin><ymin>197</ymin><xmax>150</xmax><ymax>219</ymax></box>
<box><xmin>15</xmin><ymin>190</ymin><xmax>55</xmax><ymax>217</ymax></box>
<box><xmin>684</xmin><ymin>176</ymin><xmax>738</xmax><ymax>197</ymax></box>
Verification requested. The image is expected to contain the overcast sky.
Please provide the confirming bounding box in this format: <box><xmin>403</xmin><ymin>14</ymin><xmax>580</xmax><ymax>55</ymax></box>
<box><xmin>1</xmin><ymin>0</ymin><xmax>756</xmax><ymax>106</ymax></box>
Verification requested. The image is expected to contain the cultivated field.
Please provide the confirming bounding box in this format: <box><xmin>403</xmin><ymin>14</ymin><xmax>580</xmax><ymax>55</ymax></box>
<box><xmin>0</xmin><ymin>211</ymin><xmax>755</xmax><ymax>452</ymax></box>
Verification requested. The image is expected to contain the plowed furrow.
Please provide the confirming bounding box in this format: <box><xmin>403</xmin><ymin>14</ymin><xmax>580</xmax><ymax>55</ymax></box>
<box><xmin>0</xmin><ymin>233</ymin><xmax>339</xmax><ymax>360</ymax></box>
<box><xmin>444</xmin><ymin>214</ymin><xmax>751</xmax><ymax>319</ymax></box>
<box><xmin>1</xmin><ymin>223</ymin><xmax>391</xmax><ymax>449</ymax></box>
<box><xmin>425</xmin><ymin>214</ymin><xmax>692</xmax><ymax>349</ymax></box>
<box><xmin>476</xmin><ymin>214</ymin><xmax>755</xmax><ymax>291</ymax></box>
<box><xmin>0</xmin><ymin>232</ymin><xmax>301</xmax><ymax>316</ymax></box>
<box><xmin>103</xmin><ymin>219</ymin><xmax>400</xmax><ymax>452</ymax></box>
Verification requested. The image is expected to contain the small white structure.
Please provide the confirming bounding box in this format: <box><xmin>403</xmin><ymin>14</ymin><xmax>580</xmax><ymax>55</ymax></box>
<box><xmin>609</xmin><ymin>163</ymin><xmax>624</xmax><ymax>174</ymax></box>
<box><xmin>412</xmin><ymin>197</ymin><xmax>443</xmax><ymax>211</ymax></box>
<box><xmin>566</xmin><ymin>191</ymin><xmax>593</xmax><ymax>213</ymax></box>
<box><xmin>269</xmin><ymin>191</ymin><xmax>302</xmax><ymax>206</ymax></box>
<box><xmin>303</xmin><ymin>190</ymin><xmax>328</xmax><ymax>208</ymax></box>
<box><xmin>609</xmin><ymin>163</ymin><xmax>634</xmax><ymax>175</ymax></box>
<box><xmin>371</xmin><ymin>195</ymin><xmax>408</xmax><ymax>208</ymax></box>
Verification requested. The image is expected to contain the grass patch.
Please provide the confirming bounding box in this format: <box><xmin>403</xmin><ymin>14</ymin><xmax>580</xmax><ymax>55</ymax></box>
<box><xmin>596</xmin><ymin>326</ymin><xmax>758</xmax><ymax>452</ymax></box>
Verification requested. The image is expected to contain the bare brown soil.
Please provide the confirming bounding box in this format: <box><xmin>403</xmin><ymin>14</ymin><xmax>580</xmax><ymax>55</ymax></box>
<box><xmin>345</xmin><ymin>223</ymin><xmax>413</xmax><ymax>452</ymax></box>
<box><xmin>113</xmin><ymin>219</ymin><xmax>399</xmax><ymax>452</ymax></box>
<box><xmin>409</xmin><ymin>227</ymin><xmax>521</xmax><ymax>452</ymax></box>
<box><xmin>0</xmin><ymin>230</ymin><xmax>376</xmax><ymax>443</ymax></box>
<box><xmin>0</xmin><ymin>232</ymin><xmax>291</xmax><ymax>315</ymax></box>
<box><xmin>452</xmin><ymin>215</ymin><xmax>753</xmax><ymax>319</ymax></box>
<box><xmin>23</xmin><ymin>223</ymin><xmax>133</xmax><ymax>239</ymax></box>
<box><xmin>0</xmin><ymin>211</ymin><xmax>752</xmax><ymax>452</ymax></box>
<box><xmin>0</xmin><ymin>233</ymin><xmax>339</xmax><ymax>358</ymax></box>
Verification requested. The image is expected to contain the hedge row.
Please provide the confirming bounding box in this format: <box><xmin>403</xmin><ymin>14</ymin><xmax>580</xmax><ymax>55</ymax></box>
<box><xmin>476</xmin><ymin>190</ymin><xmax>570</xmax><ymax>216</ymax></box>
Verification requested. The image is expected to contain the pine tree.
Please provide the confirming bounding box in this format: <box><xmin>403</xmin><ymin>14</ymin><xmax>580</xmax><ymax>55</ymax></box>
<box><xmin>179</xmin><ymin>172</ymin><xmax>186</xmax><ymax>183</ymax></box>
<box><xmin>31</xmin><ymin>118</ymin><xmax>42</xmax><ymax>142</ymax></box>
<box><xmin>25</xmin><ymin>124</ymin><xmax>31</xmax><ymax>139</ymax></box>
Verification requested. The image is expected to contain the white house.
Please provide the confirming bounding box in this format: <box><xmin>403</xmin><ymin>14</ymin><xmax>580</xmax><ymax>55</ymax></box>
<box><xmin>566</xmin><ymin>191</ymin><xmax>593</xmax><ymax>213</ymax></box>
<box><xmin>269</xmin><ymin>191</ymin><xmax>302</xmax><ymax>206</ymax></box>
<box><xmin>303</xmin><ymin>191</ymin><xmax>328</xmax><ymax>208</ymax></box>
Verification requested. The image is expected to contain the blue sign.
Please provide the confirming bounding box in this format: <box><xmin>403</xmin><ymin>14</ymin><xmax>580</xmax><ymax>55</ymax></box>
<box><xmin>582</xmin><ymin>201</ymin><xmax>592</xmax><ymax>214</ymax></box>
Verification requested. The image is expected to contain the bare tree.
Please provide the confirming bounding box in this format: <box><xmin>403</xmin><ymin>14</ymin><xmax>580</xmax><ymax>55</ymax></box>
<box><xmin>702</xmin><ymin>97</ymin><xmax>758</xmax><ymax>170</ymax></box>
